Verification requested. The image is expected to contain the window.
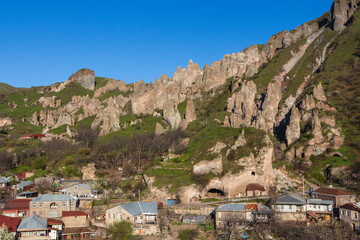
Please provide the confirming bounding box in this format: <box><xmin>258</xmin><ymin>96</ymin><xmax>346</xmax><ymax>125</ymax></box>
<box><xmin>341</xmin><ymin>210</ymin><xmax>345</xmax><ymax>216</ymax></box>
<box><xmin>39</xmin><ymin>202</ymin><xmax>43</xmax><ymax>208</ymax></box>
<box><xmin>70</xmin><ymin>202</ymin><xmax>74</xmax><ymax>207</ymax></box>
<box><xmin>32</xmin><ymin>203</ymin><xmax>37</xmax><ymax>208</ymax></box>
<box><xmin>75</xmin><ymin>185</ymin><xmax>78</xmax><ymax>190</ymax></box>
<box><xmin>108</xmin><ymin>213</ymin><xmax>111</xmax><ymax>219</ymax></box>
<box><xmin>346</xmin><ymin>211</ymin><xmax>350</xmax><ymax>216</ymax></box>
<box><xmin>354</xmin><ymin>212</ymin><xmax>358</xmax><ymax>219</ymax></box>
<box><xmin>62</xmin><ymin>202</ymin><xmax>66</xmax><ymax>207</ymax></box>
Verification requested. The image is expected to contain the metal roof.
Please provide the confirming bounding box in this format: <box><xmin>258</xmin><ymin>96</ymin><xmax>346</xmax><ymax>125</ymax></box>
<box><xmin>17</xmin><ymin>215</ymin><xmax>48</xmax><ymax>230</ymax></box>
<box><xmin>215</xmin><ymin>204</ymin><xmax>245</xmax><ymax>212</ymax></box>
<box><xmin>18</xmin><ymin>181</ymin><xmax>34</xmax><ymax>189</ymax></box>
<box><xmin>275</xmin><ymin>194</ymin><xmax>306</xmax><ymax>205</ymax></box>
<box><xmin>0</xmin><ymin>176</ymin><xmax>9</xmax><ymax>183</ymax></box>
<box><xmin>118</xmin><ymin>201</ymin><xmax>157</xmax><ymax>216</ymax></box>
<box><xmin>61</xmin><ymin>183</ymin><xmax>92</xmax><ymax>191</ymax></box>
<box><xmin>307</xmin><ymin>199</ymin><xmax>333</xmax><ymax>205</ymax></box>
<box><xmin>31</xmin><ymin>194</ymin><xmax>77</xmax><ymax>202</ymax></box>
<box><xmin>183</xmin><ymin>215</ymin><xmax>206</xmax><ymax>221</ymax></box>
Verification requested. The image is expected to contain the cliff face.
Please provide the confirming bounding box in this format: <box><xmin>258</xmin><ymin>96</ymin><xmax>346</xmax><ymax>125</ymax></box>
<box><xmin>0</xmin><ymin>0</ymin><xmax>359</xmax><ymax>198</ymax></box>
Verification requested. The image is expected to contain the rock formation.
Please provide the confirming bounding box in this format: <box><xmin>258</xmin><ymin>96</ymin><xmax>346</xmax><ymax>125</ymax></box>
<box><xmin>331</xmin><ymin>0</ymin><xmax>359</xmax><ymax>31</ymax></box>
<box><xmin>285</xmin><ymin>106</ymin><xmax>301</xmax><ymax>146</ymax></box>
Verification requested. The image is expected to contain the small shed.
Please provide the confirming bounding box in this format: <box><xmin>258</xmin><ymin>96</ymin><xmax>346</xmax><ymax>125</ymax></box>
<box><xmin>245</xmin><ymin>183</ymin><xmax>266</xmax><ymax>197</ymax></box>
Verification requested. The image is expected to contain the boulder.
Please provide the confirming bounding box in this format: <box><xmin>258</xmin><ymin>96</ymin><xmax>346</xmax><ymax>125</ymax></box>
<box><xmin>193</xmin><ymin>155</ymin><xmax>223</xmax><ymax>175</ymax></box>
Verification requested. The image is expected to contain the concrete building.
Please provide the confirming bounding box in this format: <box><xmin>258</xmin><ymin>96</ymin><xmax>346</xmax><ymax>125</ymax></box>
<box><xmin>60</xmin><ymin>183</ymin><xmax>97</xmax><ymax>199</ymax></box>
<box><xmin>312</xmin><ymin>187</ymin><xmax>356</xmax><ymax>208</ymax></box>
<box><xmin>273</xmin><ymin>194</ymin><xmax>306</xmax><ymax>223</ymax></box>
<box><xmin>30</xmin><ymin>194</ymin><xmax>79</xmax><ymax>218</ymax></box>
<box><xmin>62</xmin><ymin>211</ymin><xmax>88</xmax><ymax>228</ymax></box>
<box><xmin>339</xmin><ymin>202</ymin><xmax>360</xmax><ymax>232</ymax></box>
<box><xmin>106</xmin><ymin>201</ymin><xmax>158</xmax><ymax>235</ymax></box>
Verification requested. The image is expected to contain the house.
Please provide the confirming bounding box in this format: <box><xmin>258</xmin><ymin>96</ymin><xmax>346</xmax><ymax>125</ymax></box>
<box><xmin>311</xmin><ymin>187</ymin><xmax>356</xmax><ymax>208</ymax></box>
<box><xmin>16</xmin><ymin>191</ymin><xmax>38</xmax><ymax>199</ymax></box>
<box><xmin>0</xmin><ymin>215</ymin><xmax>21</xmax><ymax>236</ymax></box>
<box><xmin>20</xmin><ymin>134</ymin><xmax>46</xmax><ymax>140</ymax></box>
<box><xmin>106</xmin><ymin>201</ymin><xmax>158</xmax><ymax>235</ymax></box>
<box><xmin>62</xmin><ymin>211</ymin><xmax>88</xmax><ymax>228</ymax></box>
<box><xmin>60</xmin><ymin>183</ymin><xmax>97</xmax><ymax>199</ymax></box>
<box><xmin>16</xmin><ymin>171</ymin><xmax>34</xmax><ymax>181</ymax></box>
<box><xmin>214</xmin><ymin>203</ymin><xmax>260</xmax><ymax>229</ymax></box>
<box><xmin>0</xmin><ymin>176</ymin><xmax>10</xmax><ymax>187</ymax></box>
<box><xmin>17</xmin><ymin>215</ymin><xmax>59</xmax><ymax>240</ymax></box>
<box><xmin>3</xmin><ymin>199</ymin><xmax>31</xmax><ymax>217</ymax></box>
<box><xmin>62</xmin><ymin>227</ymin><xmax>95</xmax><ymax>239</ymax></box>
<box><xmin>182</xmin><ymin>215</ymin><xmax>206</xmax><ymax>224</ymax></box>
<box><xmin>47</xmin><ymin>218</ymin><xmax>63</xmax><ymax>231</ymax></box>
<box><xmin>29</xmin><ymin>194</ymin><xmax>79</xmax><ymax>218</ymax></box>
<box><xmin>339</xmin><ymin>202</ymin><xmax>360</xmax><ymax>232</ymax></box>
<box><xmin>17</xmin><ymin>181</ymin><xmax>34</xmax><ymax>191</ymax></box>
<box><xmin>272</xmin><ymin>194</ymin><xmax>306</xmax><ymax>223</ymax></box>
<box><xmin>306</xmin><ymin>199</ymin><xmax>333</xmax><ymax>223</ymax></box>
<box><xmin>245</xmin><ymin>183</ymin><xmax>266</xmax><ymax>197</ymax></box>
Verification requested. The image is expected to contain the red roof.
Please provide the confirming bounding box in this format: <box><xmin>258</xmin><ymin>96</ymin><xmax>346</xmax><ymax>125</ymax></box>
<box><xmin>62</xmin><ymin>211</ymin><xmax>88</xmax><ymax>217</ymax></box>
<box><xmin>246</xmin><ymin>183</ymin><xmax>265</xmax><ymax>192</ymax></box>
<box><xmin>48</xmin><ymin>218</ymin><xmax>63</xmax><ymax>225</ymax></box>
<box><xmin>0</xmin><ymin>215</ymin><xmax>21</xmax><ymax>232</ymax></box>
<box><xmin>313</xmin><ymin>187</ymin><xmax>353</xmax><ymax>196</ymax></box>
<box><xmin>339</xmin><ymin>203</ymin><xmax>360</xmax><ymax>212</ymax></box>
<box><xmin>20</xmin><ymin>134</ymin><xmax>46</xmax><ymax>138</ymax></box>
<box><xmin>3</xmin><ymin>199</ymin><xmax>31</xmax><ymax>212</ymax></box>
<box><xmin>15</xmin><ymin>171</ymin><xmax>33</xmax><ymax>181</ymax></box>
<box><xmin>244</xmin><ymin>203</ymin><xmax>258</xmax><ymax>211</ymax></box>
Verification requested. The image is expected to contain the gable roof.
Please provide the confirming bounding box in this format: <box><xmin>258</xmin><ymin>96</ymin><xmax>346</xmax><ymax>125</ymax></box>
<box><xmin>31</xmin><ymin>194</ymin><xmax>77</xmax><ymax>202</ymax></box>
<box><xmin>0</xmin><ymin>215</ymin><xmax>21</xmax><ymax>232</ymax></box>
<box><xmin>62</xmin><ymin>211</ymin><xmax>88</xmax><ymax>217</ymax></box>
<box><xmin>307</xmin><ymin>199</ymin><xmax>333</xmax><ymax>205</ymax></box>
<box><xmin>17</xmin><ymin>215</ymin><xmax>48</xmax><ymax>230</ymax></box>
<box><xmin>119</xmin><ymin>202</ymin><xmax>157</xmax><ymax>216</ymax></box>
<box><xmin>47</xmin><ymin>218</ymin><xmax>63</xmax><ymax>225</ymax></box>
<box><xmin>246</xmin><ymin>183</ymin><xmax>265</xmax><ymax>192</ymax></box>
<box><xmin>340</xmin><ymin>202</ymin><xmax>360</xmax><ymax>212</ymax></box>
<box><xmin>275</xmin><ymin>194</ymin><xmax>306</xmax><ymax>205</ymax></box>
<box><xmin>62</xmin><ymin>183</ymin><xmax>92</xmax><ymax>191</ymax></box>
<box><xmin>313</xmin><ymin>187</ymin><xmax>353</xmax><ymax>196</ymax></box>
<box><xmin>18</xmin><ymin>181</ymin><xmax>34</xmax><ymax>189</ymax></box>
<box><xmin>3</xmin><ymin>199</ymin><xmax>31</xmax><ymax>211</ymax></box>
<box><xmin>216</xmin><ymin>204</ymin><xmax>245</xmax><ymax>212</ymax></box>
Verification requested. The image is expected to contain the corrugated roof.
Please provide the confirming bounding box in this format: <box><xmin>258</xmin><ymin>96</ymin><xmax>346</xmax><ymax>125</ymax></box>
<box><xmin>246</xmin><ymin>183</ymin><xmax>265</xmax><ymax>192</ymax></box>
<box><xmin>307</xmin><ymin>199</ymin><xmax>333</xmax><ymax>205</ymax></box>
<box><xmin>215</xmin><ymin>204</ymin><xmax>245</xmax><ymax>212</ymax></box>
<box><xmin>62</xmin><ymin>183</ymin><xmax>92</xmax><ymax>191</ymax></box>
<box><xmin>17</xmin><ymin>215</ymin><xmax>48</xmax><ymax>230</ymax></box>
<box><xmin>183</xmin><ymin>215</ymin><xmax>206</xmax><ymax>221</ymax></box>
<box><xmin>18</xmin><ymin>181</ymin><xmax>34</xmax><ymax>189</ymax></box>
<box><xmin>0</xmin><ymin>176</ymin><xmax>9</xmax><ymax>183</ymax></box>
<box><xmin>47</xmin><ymin>218</ymin><xmax>63</xmax><ymax>225</ymax></box>
<box><xmin>4</xmin><ymin>199</ymin><xmax>31</xmax><ymax>211</ymax></box>
<box><xmin>0</xmin><ymin>215</ymin><xmax>21</xmax><ymax>232</ymax></box>
<box><xmin>119</xmin><ymin>202</ymin><xmax>157</xmax><ymax>216</ymax></box>
<box><xmin>256</xmin><ymin>204</ymin><xmax>271</xmax><ymax>213</ymax></box>
<box><xmin>313</xmin><ymin>187</ymin><xmax>353</xmax><ymax>196</ymax></box>
<box><xmin>31</xmin><ymin>194</ymin><xmax>77</xmax><ymax>202</ymax></box>
<box><xmin>275</xmin><ymin>194</ymin><xmax>306</xmax><ymax>205</ymax></box>
<box><xmin>62</xmin><ymin>211</ymin><xmax>87</xmax><ymax>217</ymax></box>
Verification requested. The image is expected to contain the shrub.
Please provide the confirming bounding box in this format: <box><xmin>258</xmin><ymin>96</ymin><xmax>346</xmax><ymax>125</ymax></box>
<box><xmin>178</xmin><ymin>229</ymin><xmax>199</xmax><ymax>240</ymax></box>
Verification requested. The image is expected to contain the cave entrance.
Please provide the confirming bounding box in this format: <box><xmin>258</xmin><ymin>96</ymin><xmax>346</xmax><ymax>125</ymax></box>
<box><xmin>207</xmin><ymin>188</ymin><xmax>225</xmax><ymax>197</ymax></box>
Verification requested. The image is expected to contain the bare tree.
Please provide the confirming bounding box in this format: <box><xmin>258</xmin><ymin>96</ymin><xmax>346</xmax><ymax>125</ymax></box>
<box><xmin>75</xmin><ymin>126</ymin><xmax>99</xmax><ymax>148</ymax></box>
<box><xmin>35</xmin><ymin>177</ymin><xmax>54</xmax><ymax>194</ymax></box>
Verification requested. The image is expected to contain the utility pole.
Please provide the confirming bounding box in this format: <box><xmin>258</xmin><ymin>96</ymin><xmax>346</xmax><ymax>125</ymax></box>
<box><xmin>302</xmin><ymin>175</ymin><xmax>305</xmax><ymax>196</ymax></box>
<box><xmin>228</xmin><ymin>183</ymin><xmax>230</xmax><ymax>201</ymax></box>
<box><xmin>139</xmin><ymin>189</ymin><xmax>141</xmax><ymax>202</ymax></box>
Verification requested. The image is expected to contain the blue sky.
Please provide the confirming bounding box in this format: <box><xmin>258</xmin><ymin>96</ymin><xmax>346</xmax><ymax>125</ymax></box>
<box><xmin>0</xmin><ymin>0</ymin><xmax>333</xmax><ymax>88</ymax></box>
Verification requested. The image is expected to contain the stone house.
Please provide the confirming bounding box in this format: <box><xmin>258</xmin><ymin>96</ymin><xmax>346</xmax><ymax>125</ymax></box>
<box><xmin>311</xmin><ymin>187</ymin><xmax>356</xmax><ymax>208</ymax></box>
<box><xmin>106</xmin><ymin>201</ymin><xmax>158</xmax><ymax>235</ymax></box>
<box><xmin>62</xmin><ymin>211</ymin><xmax>88</xmax><ymax>228</ymax></box>
<box><xmin>245</xmin><ymin>183</ymin><xmax>266</xmax><ymax>197</ymax></box>
<box><xmin>215</xmin><ymin>203</ymin><xmax>266</xmax><ymax>229</ymax></box>
<box><xmin>60</xmin><ymin>183</ymin><xmax>97</xmax><ymax>199</ymax></box>
<box><xmin>0</xmin><ymin>215</ymin><xmax>21</xmax><ymax>237</ymax></box>
<box><xmin>3</xmin><ymin>199</ymin><xmax>31</xmax><ymax>217</ymax></box>
<box><xmin>273</xmin><ymin>194</ymin><xmax>307</xmax><ymax>223</ymax></box>
<box><xmin>17</xmin><ymin>215</ymin><xmax>59</xmax><ymax>240</ymax></box>
<box><xmin>30</xmin><ymin>194</ymin><xmax>79</xmax><ymax>218</ymax></box>
<box><xmin>339</xmin><ymin>202</ymin><xmax>360</xmax><ymax>232</ymax></box>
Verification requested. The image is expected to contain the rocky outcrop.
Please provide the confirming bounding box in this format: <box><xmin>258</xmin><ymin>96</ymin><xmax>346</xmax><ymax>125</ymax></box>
<box><xmin>38</xmin><ymin>96</ymin><xmax>61</xmax><ymax>108</ymax></box>
<box><xmin>68</xmin><ymin>68</ymin><xmax>95</xmax><ymax>90</ymax></box>
<box><xmin>155</xmin><ymin>123</ymin><xmax>167</xmax><ymax>135</ymax></box>
<box><xmin>285</xmin><ymin>106</ymin><xmax>301</xmax><ymax>145</ymax></box>
<box><xmin>331</xmin><ymin>0</ymin><xmax>359</xmax><ymax>31</ymax></box>
<box><xmin>227</xmin><ymin>81</ymin><xmax>257</xmax><ymax>128</ymax></box>
<box><xmin>313</xmin><ymin>83</ymin><xmax>327</xmax><ymax>102</ymax></box>
<box><xmin>0</xmin><ymin>117</ymin><xmax>12</xmax><ymax>127</ymax></box>
<box><xmin>94</xmin><ymin>79</ymin><xmax>128</xmax><ymax>98</ymax></box>
<box><xmin>193</xmin><ymin>155</ymin><xmax>223</xmax><ymax>175</ymax></box>
<box><xmin>163</xmin><ymin>101</ymin><xmax>182</xmax><ymax>129</ymax></box>
<box><xmin>185</xmin><ymin>98</ymin><xmax>196</xmax><ymax>123</ymax></box>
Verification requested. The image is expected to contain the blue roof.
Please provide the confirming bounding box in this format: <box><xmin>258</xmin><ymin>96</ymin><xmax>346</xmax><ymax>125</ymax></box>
<box><xmin>17</xmin><ymin>215</ymin><xmax>48</xmax><ymax>230</ymax></box>
<box><xmin>215</xmin><ymin>204</ymin><xmax>245</xmax><ymax>212</ymax></box>
<box><xmin>119</xmin><ymin>202</ymin><xmax>157</xmax><ymax>216</ymax></box>
<box><xmin>31</xmin><ymin>194</ymin><xmax>77</xmax><ymax>202</ymax></box>
<box><xmin>275</xmin><ymin>194</ymin><xmax>306</xmax><ymax>205</ymax></box>
<box><xmin>18</xmin><ymin>181</ymin><xmax>34</xmax><ymax>189</ymax></box>
<box><xmin>307</xmin><ymin>199</ymin><xmax>333</xmax><ymax>205</ymax></box>
<box><xmin>0</xmin><ymin>177</ymin><xmax>9</xmax><ymax>183</ymax></box>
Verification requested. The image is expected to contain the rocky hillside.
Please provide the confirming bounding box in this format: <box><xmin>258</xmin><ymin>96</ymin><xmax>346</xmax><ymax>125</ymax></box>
<box><xmin>0</xmin><ymin>0</ymin><xmax>359</xmax><ymax>202</ymax></box>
